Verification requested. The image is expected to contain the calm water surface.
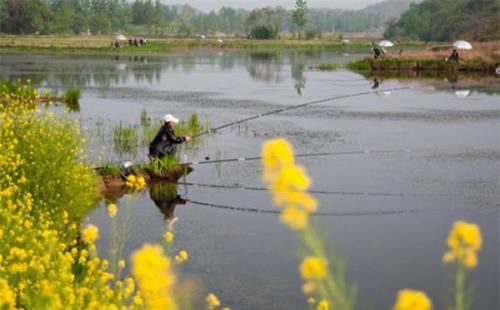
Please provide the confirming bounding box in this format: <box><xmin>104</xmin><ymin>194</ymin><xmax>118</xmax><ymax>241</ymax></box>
<box><xmin>1</xmin><ymin>51</ymin><xmax>499</xmax><ymax>310</ymax></box>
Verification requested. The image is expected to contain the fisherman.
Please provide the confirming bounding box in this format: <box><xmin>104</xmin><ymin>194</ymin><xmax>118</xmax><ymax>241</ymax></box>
<box><xmin>447</xmin><ymin>49</ymin><xmax>459</xmax><ymax>63</ymax></box>
<box><xmin>149</xmin><ymin>114</ymin><xmax>191</xmax><ymax>159</ymax></box>
<box><xmin>372</xmin><ymin>43</ymin><xmax>382</xmax><ymax>59</ymax></box>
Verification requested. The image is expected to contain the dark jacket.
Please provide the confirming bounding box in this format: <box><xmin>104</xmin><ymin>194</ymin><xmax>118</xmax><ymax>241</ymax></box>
<box><xmin>149</xmin><ymin>125</ymin><xmax>185</xmax><ymax>157</ymax></box>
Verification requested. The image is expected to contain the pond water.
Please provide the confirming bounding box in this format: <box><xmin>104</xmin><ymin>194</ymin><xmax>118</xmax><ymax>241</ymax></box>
<box><xmin>1</xmin><ymin>51</ymin><xmax>499</xmax><ymax>310</ymax></box>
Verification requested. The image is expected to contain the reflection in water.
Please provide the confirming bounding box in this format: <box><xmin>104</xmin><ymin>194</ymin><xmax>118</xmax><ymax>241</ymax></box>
<box><xmin>291</xmin><ymin>53</ymin><xmax>306</xmax><ymax>95</ymax></box>
<box><xmin>371</xmin><ymin>78</ymin><xmax>381</xmax><ymax>89</ymax></box>
<box><xmin>246</xmin><ymin>52</ymin><xmax>283</xmax><ymax>83</ymax></box>
<box><xmin>149</xmin><ymin>182</ymin><xmax>189</xmax><ymax>230</ymax></box>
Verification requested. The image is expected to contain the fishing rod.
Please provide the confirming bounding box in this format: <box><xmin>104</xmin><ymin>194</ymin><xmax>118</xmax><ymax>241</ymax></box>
<box><xmin>191</xmin><ymin>85</ymin><xmax>413</xmax><ymax>139</ymax></box>
<box><xmin>187</xmin><ymin>199</ymin><xmax>497</xmax><ymax>217</ymax></box>
<box><xmin>178</xmin><ymin>181</ymin><xmax>437</xmax><ymax>198</ymax></box>
<box><xmin>188</xmin><ymin>199</ymin><xmax>421</xmax><ymax>216</ymax></box>
<box><xmin>180</xmin><ymin>148</ymin><xmax>417</xmax><ymax>166</ymax></box>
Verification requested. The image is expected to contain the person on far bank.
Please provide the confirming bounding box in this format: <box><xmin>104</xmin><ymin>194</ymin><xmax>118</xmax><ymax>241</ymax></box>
<box><xmin>447</xmin><ymin>49</ymin><xmax>460</xmax><ymax>63</ymax></box>
<box><xmin>149</xmin><ymin>114</ymin><xmax>191</xmax><ymax>159</ymax></box>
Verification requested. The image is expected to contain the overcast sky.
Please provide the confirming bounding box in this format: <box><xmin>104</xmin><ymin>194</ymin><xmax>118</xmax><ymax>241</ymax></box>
<box><xmin>169</xmin><ymin>0</ymin><xmax>386</xmax><ymax>11</ymax></box>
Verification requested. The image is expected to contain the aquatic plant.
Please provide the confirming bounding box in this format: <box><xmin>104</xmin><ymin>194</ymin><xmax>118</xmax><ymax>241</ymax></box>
<box><xmin>64</xmin><ymin>88</ymin><xmax>81</xmax><ymax>112</ymax></box>
<box><xmin>316</xmin><ymin>63</ymin><xmax>340</xmax><ymax>71</ymax></box>
<box><xmin>113</xmin><ymin>121</ymin><xmax>139</xmax><ymax>153</ymax></box>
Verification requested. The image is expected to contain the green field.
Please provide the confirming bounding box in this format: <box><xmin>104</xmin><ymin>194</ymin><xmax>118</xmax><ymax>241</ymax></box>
<box><xmin>0</xmin><ymin>35</ymin><xmax>426</xmax><ymax>54</ymax></box>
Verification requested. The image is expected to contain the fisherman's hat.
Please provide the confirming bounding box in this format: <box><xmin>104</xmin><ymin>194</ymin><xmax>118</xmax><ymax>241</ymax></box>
<box><xmin>163</xmin><ymin>114</ymin><xmax>179</xmax><ymax>124</ymax></box>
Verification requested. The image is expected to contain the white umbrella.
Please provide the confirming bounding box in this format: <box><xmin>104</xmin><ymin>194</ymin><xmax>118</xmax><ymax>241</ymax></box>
<box><xmin>455</xmin><ymin>90</ymin><xmax>471</xmax><ymax>98</ymax></box>
<box><xmin>115</xmin><ymin>34</ymin><xmax>127</xmax><ymax>41</ymax></box>
<box><xmin>342</xmin><ymin>39</ymin><xmax>350</xmax><ymax>43</ymax></box>
<box><xmin>378</xmin><ymin>40</ymin><xmax>394</xmax><ymax>47</ymax></box>
<box><xmin>453</xmin><ymin>40</ymin><xmax>472</xmax><ymax>50</ymax></box>
<box><xmin>217</xmin><ymin>39</ymin><xmax>224</xmax><ymax>44</ymax></box>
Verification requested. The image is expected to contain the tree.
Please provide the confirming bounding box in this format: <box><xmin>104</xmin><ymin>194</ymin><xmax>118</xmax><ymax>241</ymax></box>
<box><xmin>246</xmin><ymin>7</ymin><xmax>284</xmax><ymax>39</ymax></box>
<box><xmin>292</xmin><ymin>0</ymin><xmax>307</xmax><ymax>40</ymax></box>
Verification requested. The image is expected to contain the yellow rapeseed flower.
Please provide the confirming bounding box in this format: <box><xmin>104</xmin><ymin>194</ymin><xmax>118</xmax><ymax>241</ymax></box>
<box><xmin>0</xmin><ymin>279</ymin><xmax>16</xmax><ymax>309</ymax></box>
<box><xmin>302</xmin><ymin>281</ymin><xmax>316</xmax><ymax>294</ymax></box>
<box><xmin>206</xmin><ymin>293</ymin><xmax>221</xmax><ymax>309</ymax></box>
<box><xmin>118</xmin><ymin>260</ymin><xmax>126</xmax><ymax>269</ymax></box>
<box><xmin>132</xmin><ymin>244</ymin><xmax>177</xmax><ymax>310</ymax></box>
<box><xmin>300</xmin><ymin>256</ymin><xmax>328</xmax><ymax>280</ymax></box>
<box><xmin>316</xmin><ymin>299</ymin><xmax>330</xmax><ymax>310</ymax></box>
<box><xmin>164</xmin><ymin>231</ymin><xmax>174</xmax><ymax>243</ymax></box>
<box><xmin>126</xmin><ymin>175</ymin><xmax>146</xmax><ymax>191</ymax></box>
<box><xmin>107</xmin><ymin>203</ymin><xmax>118</xmax><ymax>218</ymax></box>
<box><xmin>261</xmin><ymin>138</ymin><xmax>294</xmax><ymax>173</ymax></box>
<box><xmin>442</xmin><ymin>220</ymin><xmax>482</xmax><ymax>269</ymax></box>
<box><xmin>82</xmin><ymin>224</ymin><xmax>99</xmax><ymax>244</ymax></box>
<box><xmin>392</xmin><ymin>289</ymin><xmax>432</xmax><ymax>310</ymax></box>
<box><xmin>280</xmin><ymin>206</ymin><xmax>308</xmax><ymax>230</ymax></box>
<box><xmin>175</xmin><ymin>250</ymin><xmax>189</xmax><ymax>263</ymax></box>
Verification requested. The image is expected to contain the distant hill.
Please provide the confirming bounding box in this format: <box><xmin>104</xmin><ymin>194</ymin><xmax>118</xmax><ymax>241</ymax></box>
<box><xmin>384</xmin><ymin>0</ymin><xmax>500</xmax><ymax>41</ymax></box>
<box><xmin>360</xmin><ymin>0</ymin><xmax>423</xmax><ymax>21</ymax></box>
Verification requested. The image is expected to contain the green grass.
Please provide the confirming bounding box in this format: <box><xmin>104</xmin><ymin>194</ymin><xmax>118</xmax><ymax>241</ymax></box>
<box><xmin>112</xmin><ymin>122</ymin><xmax>139</xmax><ymax>153</ymax></box>
<box><xmin>315</xmin><ymin>63</ymin><xmax>341</xmax><ymax>71</ymax></box>
<box><xmin>64</xmin><ymin>88</ymin><xmax>81</xmax><ymax>112</ymax></box>
<box><xmin>347</xmin><ymin>57</ymin><xmax>499</xmax><ymax>73</ymax></box>
<box><xmin>0</xmin><ymin>35</ymin><xmax>429</xmax><ymax>54</ymax></box>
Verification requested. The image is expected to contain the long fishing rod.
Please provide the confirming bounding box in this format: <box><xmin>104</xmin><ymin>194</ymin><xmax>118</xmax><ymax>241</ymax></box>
<box><xmin>186</xmin><ymin>199</ymin><xmax>480</xmax><ymax>217</ymax></box>
<box><xmin>187</xmin><ymin>199</ymin><xmax>499</xmax><ymax>217</ymax></box>
<box><xmin>191</xmin><ymin>85</ymin><xmax>413</xmax><ymax>139</ymax></box>
<box><xmin>180</xmin><ymin>148</ymin><xmax>417</xmax><ymax>166</ymax></box>
<box><xmin>178</xmin><ymin>181</ymin><xmax>436</xmax><ymax>198</ymax></box>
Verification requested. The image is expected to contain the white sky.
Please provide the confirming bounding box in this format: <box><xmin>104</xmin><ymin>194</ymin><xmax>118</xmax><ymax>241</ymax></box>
<box><xmin>168</xmin><ymin>0</ymin><xmax>386</xmax><ymax>11</ymax></box>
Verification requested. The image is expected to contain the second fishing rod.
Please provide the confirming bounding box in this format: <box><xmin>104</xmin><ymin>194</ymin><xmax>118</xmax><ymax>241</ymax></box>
<box><xmin>190</xmin><ymin>85</ymin><xmax>413</xmax><ymax>139</ymax></box>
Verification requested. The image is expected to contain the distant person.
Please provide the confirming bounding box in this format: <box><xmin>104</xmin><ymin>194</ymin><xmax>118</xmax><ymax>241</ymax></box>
<box><xmin>133</xmin><ymin>38</ymin><xmax>139</xmax><ymax>47</ymax></box>
<box><xmin>372</xmin><ymin>78</ymin><xmax>381</xmax><ymax>89</ymax></box>
<box><xmin>447</xmin><ymin>49</ymin><xmax>459</xmax><ymax>63</ymax></box>
<box><xmin>139</xmin><ymin>37</ymin><xmax>144</xmax><ymax>45</ymax></box>
<box><xmin>371</xmin><ymin>42</ymin><xmax>382</xmax><ymax>59</ymax></box>
<box><xmin>149</xmin><ymin>114</ymin><xmax>191</xmax><ymax>159</ymax></box>
<box><xmin>128</xmin><ymin>38</ymin><xmax>133</xmax><ymax>46</ymax></box>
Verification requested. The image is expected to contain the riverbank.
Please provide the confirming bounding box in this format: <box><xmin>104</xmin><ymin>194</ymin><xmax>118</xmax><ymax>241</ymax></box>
<box><xmin>342</xmin><ymin>42</ymin><xmax>500</xmax><ymax>74</ymax></box>
<box><xmin>0</xmin><ymin>35</ymin><xmax>426</xmax><ymax>54</ymax></box>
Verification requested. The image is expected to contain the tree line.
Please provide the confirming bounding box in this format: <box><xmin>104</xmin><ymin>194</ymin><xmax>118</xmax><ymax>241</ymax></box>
<box><xmin>384</xmin><ymin>0</ymin><xmax>500</xmax><ymax>41</ymax></box>
<box><xmin>0</xmin><ymin>0</ymin><xmax>385</xmax><ymax>37</ymax></box>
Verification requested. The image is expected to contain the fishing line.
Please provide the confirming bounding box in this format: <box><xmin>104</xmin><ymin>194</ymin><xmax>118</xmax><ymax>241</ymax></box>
<box><xmin>191</xmin><ymin>85</ymin><xmax>413</xmax><ymax>138</ymax></box>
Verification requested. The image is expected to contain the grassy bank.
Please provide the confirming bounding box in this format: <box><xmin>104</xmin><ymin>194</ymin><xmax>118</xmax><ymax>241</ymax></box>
<box><xmin>0</xmin><ymin>35</ymin><xmax>426</xmax><ymax>54</ymax></box>
<box><xmin>343</xmin><ymin>42</ymin><xmax>500</xmax><ymax>74</ymax></box>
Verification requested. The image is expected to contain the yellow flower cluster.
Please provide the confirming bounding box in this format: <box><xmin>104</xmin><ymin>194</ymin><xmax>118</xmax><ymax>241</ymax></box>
<box><xmin>164</xmin><ymin>231</ymin><xmax>174</xmax><ymax>243</ymax></box>
<box><xmin>107</xmin><ymin>203</ymin><xmax>118</xmax><ymax>218</ymax></box>
<box><xmin>300</xmin><ymin>256</ymin><xmax>328</xmax><ymax>280</ymax></box>
<box><xmin>442</xmin><ymin>221</ymin><xmax>482</xmax><ymax>269</ymax></box>
<box><xmin>206</xmin><ymin>293</ymin><xmax>221</xmax><ymax>309</ymax></box>
<box><xmin>82</xmin><ymin>224</ymin><xmax>100</xmax><ymax>244</ymax></box>
<box><xmin>175</xmin><ymin>250</ymin><xmax>189</xmax><ymax>263</ymax></box>
<box><xmin>126</xmin><ymin>175</ymin><xmax>146</xmax><ymax>191</ymax></box>
<box><xmin>261</xmin><ymin>139</ymin><xmax>318</xmax><ymax>230</ymax></box>
<box><xmin>392</xmin><ymin>289</ymin><xmax>432</xmax><ymax>310</ymax></box>
<box><xmin>0</xmin><ymin>82</ymin><xmax>146</xmax><ymax>309</ymax></box>
<box><xmin>132</xmin><ymin>244</ymin><xmax>178</xmax><ymax>310</ymax></box>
